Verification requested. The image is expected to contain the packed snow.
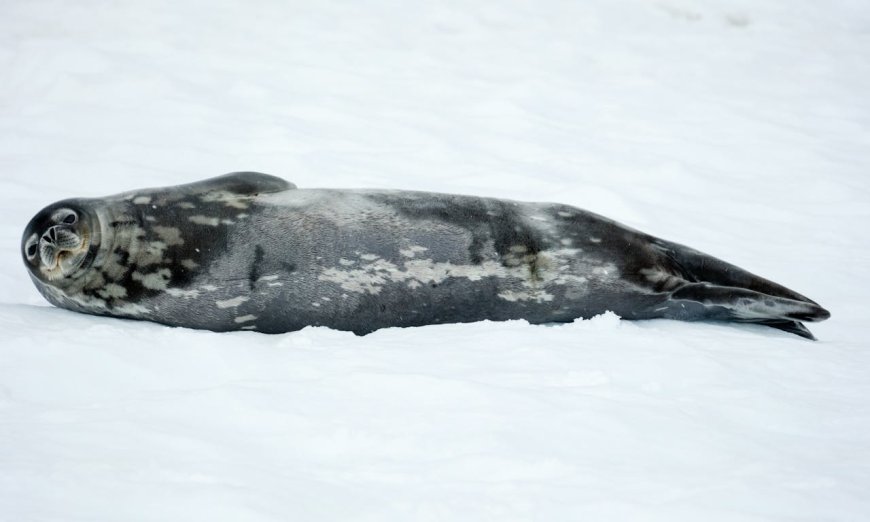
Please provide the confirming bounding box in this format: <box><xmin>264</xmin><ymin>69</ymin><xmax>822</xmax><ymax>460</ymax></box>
<box><xmin>2</xmin><ymin>0</ymin><xmax>869</xmax><ymax>520</ymax></box>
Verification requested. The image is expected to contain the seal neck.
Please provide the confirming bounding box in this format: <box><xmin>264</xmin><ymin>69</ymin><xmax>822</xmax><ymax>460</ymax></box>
<box><xmin>88</xmin><ymin>199</ymin><xmax>141</xmax><ymax>283</ymax></box>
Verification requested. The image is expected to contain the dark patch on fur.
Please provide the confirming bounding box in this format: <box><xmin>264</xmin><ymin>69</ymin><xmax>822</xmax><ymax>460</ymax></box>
<box><xmin>527</xmin><ymin>254</ymin><xmax>542</xmax><ymax>282</ymax></box>
<box><xmin>369</xmin><ymin>194</ymin><xmax>545</xmax><ymax>268</ymax></box>
<box><xmin>113</xmin><ymin>247</ymin><xmax>130</xmax><ymax>266</ymax></box>
<box><xmin>249</xmin><ymin>245</ymin><xmax>265</xmax><ymax>290</ymax></box>
<box><xmin>110</xmin><ymin>220</ymin><xmax>138</xmax><ymax>228</ymax></box>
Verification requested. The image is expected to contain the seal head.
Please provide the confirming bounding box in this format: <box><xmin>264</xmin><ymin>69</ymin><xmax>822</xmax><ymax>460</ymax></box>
<box><xmin>22</xmin><ymin>200</ymin><xmax>102</xmax><ymax>287</ymax></box>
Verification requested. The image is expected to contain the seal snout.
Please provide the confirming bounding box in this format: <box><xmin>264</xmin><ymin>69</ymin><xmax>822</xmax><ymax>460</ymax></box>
<box><xmin>39</xmin><ymin>225</ymin><xmax>82</xmax><ymax>264</ymax></box>
<box><xmin>42</xmin><ymin>224</ymin><xmax>82</xmax><ymax>249</ymax></box>
<box><xmin>38</xmin><ymin>223</ymin><xmax>89</xmax><ymax>278</ymax></box>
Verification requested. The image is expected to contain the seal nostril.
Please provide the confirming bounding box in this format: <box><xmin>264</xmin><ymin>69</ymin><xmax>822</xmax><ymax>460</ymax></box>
<box><xmin>43</xmin><ymin>234</ymin><xmax>53</xmax><ymax>244</ymax></box>
<box><xmin>50</xmin><ymin>228</ymin><xmax>57</xmax><ymax>241</ymax></box>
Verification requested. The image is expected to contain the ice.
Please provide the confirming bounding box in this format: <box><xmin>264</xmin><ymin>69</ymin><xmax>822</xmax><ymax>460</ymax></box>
<box><xmin>1</xmin><ymin>0</ymin><xmax>869</xmax><ymax>520</ymax></box>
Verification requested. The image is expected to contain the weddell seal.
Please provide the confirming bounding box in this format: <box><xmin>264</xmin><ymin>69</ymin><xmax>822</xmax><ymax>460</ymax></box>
<box><xmin>21</xmin><ymin>172</ymin><xmax>830</xmax><ymax>339</ymax></box>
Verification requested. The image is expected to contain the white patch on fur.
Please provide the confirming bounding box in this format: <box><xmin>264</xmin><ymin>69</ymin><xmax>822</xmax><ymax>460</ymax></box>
<box><xmin>181</xmin><ymin>259</ymin><xmax>199</xmax><ymax>270</ymax></box>
<box><xmin>201</xmin><ymin>190</ymin><xmax>250</xmax><ymax>209</ymax></box>
<box><xmin>133</xmin><ymin>196</ymin><xmax>152</xmax><ymax>205</ymax></box>
<box><xmin>319</xmin><ymin>258</ymin><xmax>509</xmax><ymax>295</ymax></box>
<box><xmin>234</xmin><ymin>314</ymin><xmax>257</xmax><ymax>323</ymax></box>
<box><xmin>178</xmin><ymin>202</ymin><xmax>196</xmax><ymax>209</ymax></box>
<box><xmin>399</xmin><ymin>245</ymin><xmax>429</xmax><ymax>258</ymax></box>
<box><xmin>132</xmin><ymin>268</ymin><xmax>172</xmax><ymax>290</ymax></box>
<box><xmin>96</xmin><ymin>283</ymin><xmax>127</xmax><ymax>299</ymax></box>
<box><xmin>319</xmin><ymin>248</ymin><xmax>593</xmax><ymax>302</ymax></box>
<box><xmin>216</xmin><ymin>296</ymin><xmax>248</xmax><ymax>308</ymax></box>
<box><xmin>189</xmin><ymin>215</ymin><xmax>220</xmax><ymax>226</ymax></box>
<box><xmin>152</xmin><ymin>226</ymin><xmax>184</xmax><ymax>246</ymax></box>
<box><xmin>498</xmin><ymin>289</ymin><xmax>554</xmax><ymax>302</ymax></box>
<box><xmin>113</xmin><ymin>303</ymin><xmax>151</xmax><ymax>316</ymax></box>
<box><xmin>166</xmin><ymin>288</ymin><xmax>201</xmax><ymax>299</ymax></box>
<box><xmin>43</xmin><ymin>286</ymin><xmax>106</xmax><ymax>311</ymax></box>
<box><xmin>137</xmin><ymin>241</ymin><xmax>169</xmax><ymax>266</ymax></box>
<box><xmin>255</xmin><ymin>275</ymin><xmax>284</xmax><ymax>287</ymax></box>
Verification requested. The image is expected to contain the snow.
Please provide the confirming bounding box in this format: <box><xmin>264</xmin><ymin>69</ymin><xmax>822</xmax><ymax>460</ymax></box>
<box><xmin>2</xmin><ymin>0</ymin><xmax>869</xmax><ymax>520</ymax></box>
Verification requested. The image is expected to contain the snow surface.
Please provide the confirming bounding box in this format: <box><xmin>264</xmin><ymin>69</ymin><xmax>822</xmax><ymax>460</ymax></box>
<box><xmin>2</xmin><ymin>0</ymin><xmax>869</xmax><ymax>520</ymax></box>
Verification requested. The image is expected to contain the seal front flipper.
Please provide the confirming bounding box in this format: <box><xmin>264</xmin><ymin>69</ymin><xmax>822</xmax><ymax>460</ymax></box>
<box><xmin>116</xmin><ymin>172</ymin><xmax>294</xmax><ymax>200</ymax></box>
<box><xmin>664</xmin><ymin>283</ymin><xmax>830</xmax><ymax>340</ymax></box>
<box><xmin>172</xmin><ymin>172</ymin><xmax>296</xmax><ymax>196</ymax></box>
<box><xmin>112</xmin><ymin>172</ymin><xmax>297</xmax><ymax>206</ymax></box>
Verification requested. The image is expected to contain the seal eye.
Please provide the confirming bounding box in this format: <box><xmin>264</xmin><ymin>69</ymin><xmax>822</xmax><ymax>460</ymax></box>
<box><xmin>63</xmin><ymin>213</ymin><xmax>77</xmax><ymax>224</ymax></box>
<box><xmin>26</xmin><ymin>243</ymin><xmax>37</xmax><ymax>257</ymax></box>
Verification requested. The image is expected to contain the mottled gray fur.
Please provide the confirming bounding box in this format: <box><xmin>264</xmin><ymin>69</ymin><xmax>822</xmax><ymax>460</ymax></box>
<box><xmin>22</xmin><ymin>172</ymin><xmax>830</xmax><ymax>339</ymax></box>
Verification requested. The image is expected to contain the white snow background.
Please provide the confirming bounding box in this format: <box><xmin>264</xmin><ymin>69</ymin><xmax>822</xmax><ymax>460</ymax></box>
<box><xmin>1</xmin><ymin>0</ymin><xmax>869</xmax><ymax>520</ymax></box>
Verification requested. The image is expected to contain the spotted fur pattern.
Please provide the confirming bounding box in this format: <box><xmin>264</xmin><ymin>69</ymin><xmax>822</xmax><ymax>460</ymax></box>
<box><xmin>22</xmin><ymin>172</ymin><xmax>830</xmax><ymax>338</ymax></box>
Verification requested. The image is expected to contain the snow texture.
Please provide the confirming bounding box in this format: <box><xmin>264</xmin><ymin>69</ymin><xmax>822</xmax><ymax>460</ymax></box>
<box><xmin>1</xmin><ymin>0</ymin><xmax>869</xmax><ymax>520</ymax></box>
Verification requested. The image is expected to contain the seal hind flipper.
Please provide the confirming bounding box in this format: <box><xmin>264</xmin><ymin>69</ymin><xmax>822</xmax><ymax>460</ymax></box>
<box><xmin>754</xmin><ymin>320</ymin><xmax>816</xmax><ymax>340</ymax></box>
<box><xmin>664</xmin><ymin>283</ymin><xmax>830</xmax><ymax>339</ymax></box>
<box><xmin>650</xmin><ymin>238</ymin><xmax>830</xmax><ymax>338</ymax></box>
<box><xmin>656</xmin><ymin>239</ymin><xmax>820</xmax><ymax>305</ymax></box>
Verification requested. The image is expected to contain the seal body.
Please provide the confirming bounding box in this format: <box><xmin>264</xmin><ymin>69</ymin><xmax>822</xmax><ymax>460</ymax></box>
<box><xmin>21</xmin><ymin>172</ymin><xmax>830</xmax><ymax>338</ymax></box>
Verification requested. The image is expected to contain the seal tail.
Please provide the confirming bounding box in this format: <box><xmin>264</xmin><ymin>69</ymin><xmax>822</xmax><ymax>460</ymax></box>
<box><xmin>654</xmin><ymin>240</ymin><xmax>830</xmax><ymax>340</ymax></box>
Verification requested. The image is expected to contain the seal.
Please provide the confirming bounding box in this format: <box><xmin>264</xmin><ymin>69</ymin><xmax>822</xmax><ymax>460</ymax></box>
<box><xmin>21</xmin><ymin>172</ymin><xmax>830</xmax><ymax>339</ymax></box>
